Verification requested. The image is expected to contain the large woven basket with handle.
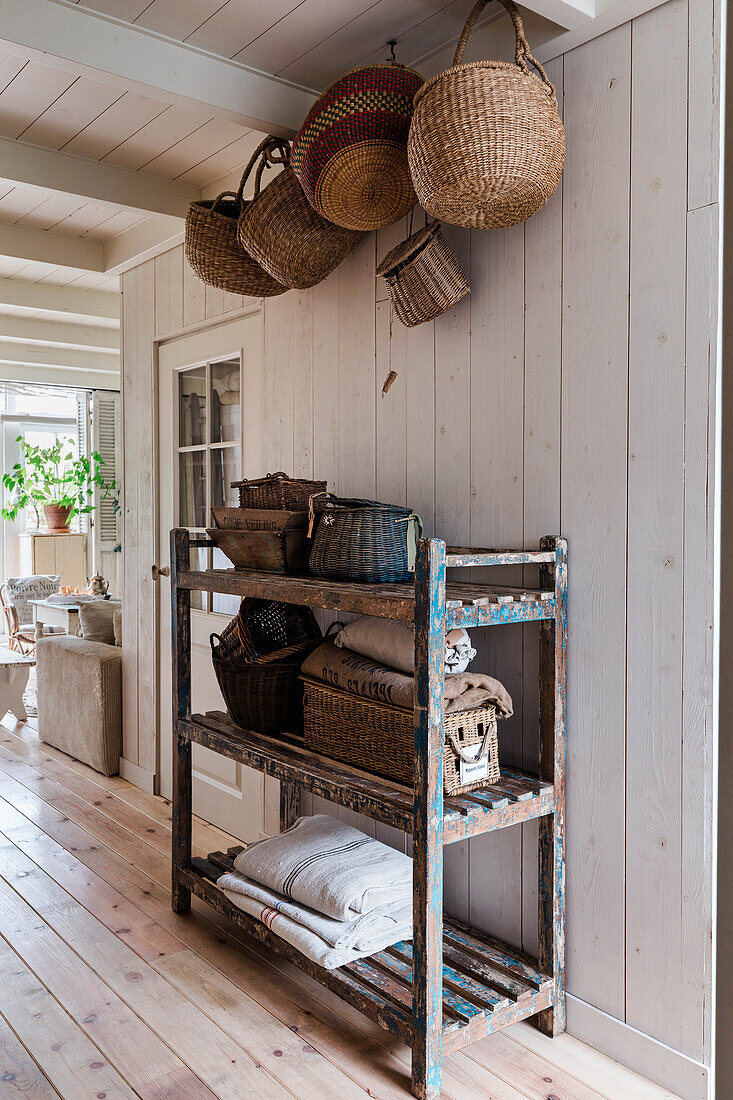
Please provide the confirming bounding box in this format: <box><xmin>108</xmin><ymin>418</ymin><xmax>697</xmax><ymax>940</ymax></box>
<box><xmin>291</xmin><ymin>62</ymin><xmax>424</xmax><ymax>232</ymax></box>
<box><xmin>408</xmin><ymin>0</ymin><xmax>564</xmax><ymax>229</ymax></box>
<box><xmin>232</xmin><ymin>472</ymin><xmax>327</xmax><ymax>511</ymax></box>
<box><xmin>302</xmin><ymin>678</ymin><xmax>500</xmax><ymax>795</ymax></box>
<box><xmin>185</xmin><ymin>137</ymin><xmax>287</xmax><ymax>296</ymax></box>
<box><xmin>238</xmin><ymin>140</ymin><xmax>364</xmax><ymax>289</ymax></box>
<box><xmin>376</xmin><ymin>219</ymin><xmax>470</xmax><ymax>327</ymax></box>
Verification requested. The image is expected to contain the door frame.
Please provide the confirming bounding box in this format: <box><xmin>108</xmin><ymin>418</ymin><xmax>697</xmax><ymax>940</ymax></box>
<box><xmin>151</xmin><ymin>304</ymin><xmax>263</xmax><ymax>795</ymax></box>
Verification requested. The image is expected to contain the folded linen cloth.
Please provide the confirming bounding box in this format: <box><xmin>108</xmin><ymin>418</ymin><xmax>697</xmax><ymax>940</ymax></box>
<box><xmin>301</xmin><ymin>641</ymin><xmax>513</xmax><ymax>718</ymax></box>
<box><xmin>334</xmin><ymin>615</ymin><xmax>476</xmax><ymax>676</ymax></box>
<box><xmin>217</xmin><ymin>870</ymin><xmax>412</xmax><ymax>949</ymax></box>
<box><xmin>233</xmin><ymin>814</ymin><xmax>412</xmax><ymax>921</ymax></box>
<box><xmin>217</xmin><ymin>875</ymin><xmax>412</xmax><ymax>969</ymax></box>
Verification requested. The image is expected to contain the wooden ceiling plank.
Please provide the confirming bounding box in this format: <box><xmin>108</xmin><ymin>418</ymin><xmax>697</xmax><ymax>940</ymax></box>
<box><xmin>77</xmin><ymin>0</ymin><xmax>152</xmax><ymax>20</ymax></box>
<box><xmin>0</xmin><ymin>186</ymin><xmax>50</xmax><ymax>223</ymax></box>
<box><xmin>236</xmin><ymin>0</ymin><xmax>377</xmax><ymax>76</ymax></box>
<box><xmin>63</xmin><ymin>91</ymin><xmax>170</xmax><ymax>160</ymax></box>
<box><xmin>174</xmin><ymin>129</ymin><xmax>260</xmax><ymax>186</ymax></box>
<box><xmin>0</xmin><ymin>50</ymin><xmax>27</xmax><ymax>95</ymax></box>
<box><xmin>0</xmin><ymin>362</ymin><xmax>119</xmax><ymax>388</ymax></box>
<box><xmin>83</xmin><ymin>209</ymin><xmax>147</xmax><ymax>240</ymax></box>
<box><xmin>101</xmin><ymin>104</ymin><xmax>211</xmax><ymax>171</ymax></box>
<box><xmin>0</xmin><ymin>0</ymin><xmax>317</xmax><ymax>135</ymax></box>
<box><xmin>16</xmin><ymin>193</ymin><xmax>88</xmax><ymax>232</ymax></box>
<box><xmin>0</xmin><ymin>60</ymin><xmax>78</xmax><ymax>140</ymax></box>
<box><xmin>49</xmin><ymin>201</ymin><xmax>125</xmax><ymax>237</ymax></box>
<box><xmin>0</xmin><ymin>277</ymin><xmax>119</xmax><ymax>319</ymax></box>
<box><xmin>0</xmin><ymin>315</ymin><xmax>119</xmax><ymax>350</ymax></box>
<box><xmin>135</xmin><ymin>0</ymin><xmax>228</xmax><ymax>41</ymax></box>
<box><xmin>140</xmin><ymin>116</ymin><xmax>248</xmax><ymax>178</ymax></box>
<box><xmin>0</xmin><ymin>337</ymin><xmax>117</xmax><ymax>372</ymax></box>
<box><xmin>186</xmin><ymin>0</ymin><xmax>305</xmax><ymax>60</ymax></box>
<box><xmin>20</xmin><ymin>75</ymin><xmax>123</xmax><ymax>148</ymax></box>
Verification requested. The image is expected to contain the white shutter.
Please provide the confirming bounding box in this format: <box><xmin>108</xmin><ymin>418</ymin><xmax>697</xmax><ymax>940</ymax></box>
<box><xmin>91</xmin><ymin>391</ymin><xmax>121</xmax><ymax>575</ymax></box>
<box><xmin>75</xmin><ymin>393</ymin><xmax>90</xmax><ymax>533</ymax></box>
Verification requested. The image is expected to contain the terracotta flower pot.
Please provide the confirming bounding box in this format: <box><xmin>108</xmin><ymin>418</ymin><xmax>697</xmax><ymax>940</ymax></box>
<box><xmin>44</xmin><ymin>504</ymin><xmax>72</xmax><ymax>531</ymax></box>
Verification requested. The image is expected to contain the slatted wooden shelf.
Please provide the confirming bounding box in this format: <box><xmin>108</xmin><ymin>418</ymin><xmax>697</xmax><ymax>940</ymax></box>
<box><xmin>190</xmin><ymin>851</ymin><xmax>554</xmax><ymax>1057</ymax></box>
<box><xmin>170</xmin><ymin>530</ymin><xmax>567</xmax><ymax>1099</ymax></box>
<box><xmin>178</xmin><ymin>559</ymin><xmax>555</xmax><ymax>629</ymax></box>
<box><xmin>183</xmin><ymin>710</ymin><xmax>555</xmax><ymax>843</ymax></box>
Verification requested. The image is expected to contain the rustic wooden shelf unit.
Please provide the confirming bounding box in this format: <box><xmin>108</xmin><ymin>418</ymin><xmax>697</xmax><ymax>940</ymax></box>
<box><xmin>170</xmin><ymin>529</ymin><xmax>567</xmax><ymax>1100</ymax></box>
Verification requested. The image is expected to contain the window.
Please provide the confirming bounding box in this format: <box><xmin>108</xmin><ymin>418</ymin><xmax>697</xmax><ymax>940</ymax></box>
<box><xmin>176</xmin><ymin>355</ymin><xmax>241</xmax><ymax>614</ymax></box>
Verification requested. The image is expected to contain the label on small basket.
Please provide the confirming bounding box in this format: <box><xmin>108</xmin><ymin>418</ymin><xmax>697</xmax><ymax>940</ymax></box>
<box><xmin>459</xmin><ymin>743</ymin><xmax>491</xmax><ymax>787</ymax></box>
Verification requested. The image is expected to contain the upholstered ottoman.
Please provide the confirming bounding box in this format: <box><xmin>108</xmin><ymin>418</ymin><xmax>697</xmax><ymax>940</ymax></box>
<box><xmin>36</xmin><ymin>634</ymin><xmax>122</xmax><ymax>775</ymax></box>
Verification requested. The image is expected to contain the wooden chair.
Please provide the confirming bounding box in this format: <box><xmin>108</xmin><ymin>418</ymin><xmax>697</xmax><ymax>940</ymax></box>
<box><xmin>0</xmin><ymin>582</ymin><xmax>60</xmax><ymax>655</ymax></box>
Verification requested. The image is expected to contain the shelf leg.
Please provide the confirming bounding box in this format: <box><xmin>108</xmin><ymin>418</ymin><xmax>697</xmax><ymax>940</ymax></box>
<box><xmin>536</xmin><ymin>535</ymin><xmax>567</xmax><ymax>1036</ymax></box>
<box><xmin>412</xmin><ymin>539</ymin><xmax>445</xmax><ymax>1100</ymax></box>
<box><xmin>171</xmin><ymin>528</ymin><xmax>192</xmax><ymax>915</ymax></box>
<box><xmin>279</xmin><ymin>781</ymin><xmax>300</xmax><ymax>832</ymax></box>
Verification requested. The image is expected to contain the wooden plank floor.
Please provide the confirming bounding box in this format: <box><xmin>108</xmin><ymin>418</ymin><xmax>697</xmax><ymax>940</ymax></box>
<box><xmin>0</xmin><ymin>716</ymin><xmax>681</xmax><ymax>1100</ymax></box>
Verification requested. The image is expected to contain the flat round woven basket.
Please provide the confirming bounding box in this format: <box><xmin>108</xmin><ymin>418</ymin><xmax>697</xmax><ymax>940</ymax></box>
<box><xmin>238</xmin><ymin>144</ymin><xmax>364</xmax><ymax>289</ymax></box>
<box><xmin>291</xmin><ymin>63</ymin><xmax>424</xmax><ymax>232</ymax></box>
<box><xmin>408</xmin><ymin>0</ymin><xmax>564</xmax><ymax>229</ymax></box>
<box><xmin>376</xmin><ymin>220</ymin><xmax>470</xmax><ymax>327</ymax></box>
<box><xmin>185</xmin><ymin>137</ymin><xmax>287</xmax><ymax>296</ymax></box>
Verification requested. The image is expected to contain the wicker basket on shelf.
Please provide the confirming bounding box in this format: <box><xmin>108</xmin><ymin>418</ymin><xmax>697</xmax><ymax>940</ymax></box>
<box><xmin>302</xmin><ymin>678</ymin><xmax>500</xmax><ymax>795</ymax></box>
<box><xmin>238</xmin><ymin>141</ymin><xmax>364</xmax><ymax>289</ymax></box>
<box><xmin>185</xmin><ymin>137</ymin><xmax>287</xmax><ymax>296</ymax></box>
<box><xmin>232</xmin><ymin>472</ymin><xmax>327</xmax><ymax>511</ymax></box>
<box><xmin>407</xmin><ymin>0</ymin><xmax>564</xmax><ymax>229</ymax></box>
<box><xmin>376</xmin><ymin>220</ymin><xmax>470</xmax><ymax>327</ymax></box>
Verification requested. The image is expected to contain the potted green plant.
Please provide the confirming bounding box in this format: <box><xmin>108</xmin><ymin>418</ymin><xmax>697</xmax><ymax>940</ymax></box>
<box><xmin>1</xmin><ymin>436</ymin><xmax>115</xmax><ymax>532</ymax></box>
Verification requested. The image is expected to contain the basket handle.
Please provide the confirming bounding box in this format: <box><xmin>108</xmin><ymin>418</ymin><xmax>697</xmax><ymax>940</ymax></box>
<box><xmin>453</xmin><ymin>0</ymin><xmax>554</xmax><ymax>92</ymax></box>
<box><xmin>448</xmin><ymin>724</ymin><xmax>494</xmax><ymax>764</ymax></box>
<box><xmin>207</xmin><ymin>137</ymin><xmax>272</xmax><ymax>219</ymax></box>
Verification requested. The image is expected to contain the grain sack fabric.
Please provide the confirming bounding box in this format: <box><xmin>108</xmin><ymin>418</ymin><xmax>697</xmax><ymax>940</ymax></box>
<box><xmin>334</xmin><ymin>614</ymin><xmax>477</xmax><ymax>675</ymax></box>
<box><xmin>232</xmin><ymin>813</ymin><xmax>412</xmax><ymax>921</ymax></box>
<box><xmin>301</xmin><ymin>640</ymin><xmax>514</xmax><ymax>718</ymax></box>
<box><xmin>290</xmin><ymin>63</ymin><xmax>425</xmax><ymax>231</ymax></box>
<box><xmin>216</xmin><ymin>871</ymin><xmax>412</xmax><ymax>969</ymax></box>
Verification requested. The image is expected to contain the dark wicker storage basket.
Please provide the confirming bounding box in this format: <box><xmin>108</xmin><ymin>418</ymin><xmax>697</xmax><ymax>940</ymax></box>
<box><xmin>232</xmin><ymin>472</ymin><xmax>327</xmax><ymax>511</ymax></box>
<box><xmin>184</xmin><ymin>137</ymin><xmax>287</xmax><ymax>297</ymax></box>
<box><xmin>302</xmin><ymin>678</ymin><xmax>499</xmax><ymax>795</ymax></box>
<box><xmin>308</xmin><ymin>493</ymin><xmax>422</xmax><ymax>584</ymax></box>
<box><xmin>376</xmin><ymin>220</ymin><xmax>470</xmax><ymax>327</ymax></box>
<box><xmin>211</xmin><ymin>598</ymin><xmax>323</xmax><ymax>735</ymax></box>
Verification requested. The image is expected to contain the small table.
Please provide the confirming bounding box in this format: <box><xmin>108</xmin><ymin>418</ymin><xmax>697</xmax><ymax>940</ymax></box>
<box><xmin>0</xmin><ymin>646</ymin><xmax>33</xmax><ymax>722</ymax></box>
<box><xmin>30</xmin><ymin>598</ymin><xmax>82</xmax><ymax>641</ymax></box>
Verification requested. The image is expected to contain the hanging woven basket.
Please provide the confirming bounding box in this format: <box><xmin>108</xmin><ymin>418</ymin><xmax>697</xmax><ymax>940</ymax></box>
<box><xmin>376</xmin><ymin>219</ymin><xmax>470</xmax><ymax>327</ymax></box>
<box><xmin>291</xmin><ymin>63</ymin><xmax>425</xmax><ymax>232</ymax></box>
<box><xmin>238</xmin><ymin>140</ymin><xmax>364</xmax><ymax>289</ymax></box>
<box><xmin>408</xmin><ymin>0</ymin><xmax>564</xmax><ymax>229</ymax></box>
<box><xmin>185</xmin><ymin>137</ymin><xmax>287</xmax><ymax>297</ymax></box>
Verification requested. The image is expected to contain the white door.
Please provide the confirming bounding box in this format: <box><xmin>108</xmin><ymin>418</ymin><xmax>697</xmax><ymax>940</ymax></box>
<box><xmin>157</xmin><ymin>312</ymin><xmax>264</xmax><ymax>841</ymax></box>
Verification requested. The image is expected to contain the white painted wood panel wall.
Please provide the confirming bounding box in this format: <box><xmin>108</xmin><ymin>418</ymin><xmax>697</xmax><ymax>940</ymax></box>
<box><xmin>120</xmin><ymin>0</ymin><xmax>719</xmax><ymax>1075</ymax></box>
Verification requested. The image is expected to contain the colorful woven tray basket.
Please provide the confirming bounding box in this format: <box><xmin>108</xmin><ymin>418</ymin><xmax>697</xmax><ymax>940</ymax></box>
<box><xmin>291</xmin><ymin>63</ymin><xmax>425</xmax><ymax>232</ymax></box>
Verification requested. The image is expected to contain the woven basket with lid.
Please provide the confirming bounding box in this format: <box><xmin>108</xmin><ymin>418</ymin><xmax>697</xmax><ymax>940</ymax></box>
<box><xmin>185</xmin><ymin>137</ymin><xmax>287</xmax><ymax>296</ymax></box>
<box><xmin>408</xmin><ymin>0</ymin><xmax>564</xmax><ymax>229</ymax></box>
<box><xmin>291</xmin><ymin>63</ymin><xmax>424</xmax><ymax>232</ymax></box>
<box><xmin>376</xmin><ymin>219</ymin><xmax>470</xmax><ymax>327</ymax></box>
<box><xmin>238</xmin><ymin>141</ymin><xmax>364</xmax><ymax>289</ymax></box>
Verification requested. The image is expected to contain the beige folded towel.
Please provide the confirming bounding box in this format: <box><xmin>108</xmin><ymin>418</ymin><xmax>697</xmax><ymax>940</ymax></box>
<box><xmin>300</xmin><ymin>641</ymin><xmax>512</xmax><ymax>717</ymax></box>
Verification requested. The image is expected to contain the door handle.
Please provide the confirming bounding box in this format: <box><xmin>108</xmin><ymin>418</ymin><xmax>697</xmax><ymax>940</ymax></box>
<box><xmin>151</xmin><ymin>564</ymin><xmax>170</xmax><ymax>579</ymax></box>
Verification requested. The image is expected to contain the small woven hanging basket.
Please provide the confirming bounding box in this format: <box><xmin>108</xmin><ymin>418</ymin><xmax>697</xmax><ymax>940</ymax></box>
<box><xmin>291</xmin><ymin>63</ymin><xmax>425</xmax><ymax>232</ymax></box>
<box><xmin>408</xmin><ymin>0</ymin><xmax>565</xmax><ymax>229</ymax></box>
<box><xmin>238</xmin><ymin>142</ymin><xmax>364</xmax><ymax>289</ymax></box>
<box><xmin>185</xmin><ymin>137</ymin><xmax>287</xmax><ymax>296</ymax></box>
<box><xmin>376</xmin><ymin>220</ymin><xmax>470</xmax><ymax>327</ymax></box>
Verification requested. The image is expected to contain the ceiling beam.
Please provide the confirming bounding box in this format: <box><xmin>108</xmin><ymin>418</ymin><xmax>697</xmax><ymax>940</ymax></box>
<box><xmin>0</xmin><ymin>136</ymin><xmax>199</xmax><ymax>219</ymax></box>
<box><xmin>0</xmin><ymin>278</ymin><xmax>119</xmax><ymax>321</ymax></box>
<box><xmin>0</xmin><ymin>0</ymin><xmax>317</xmax><ymax>138</ymax></box>
<box><xmin>0</xmin><ymin>363</ymin><xmax>119</xmax><ymax>390</ymax></box>
<box><xmin>0</xmin><ymin>339</ymin><xmax>117</xmax><ymax>374</ymax></box>
<box><xmin>0</xmin><ymin>316</ymin><xmax>119</xmax><ymax>351</ymax></box>
<box><xmin>0</xmin><ymin>223</ymin><xmax>105</xmax><ymax>271</ymax></box>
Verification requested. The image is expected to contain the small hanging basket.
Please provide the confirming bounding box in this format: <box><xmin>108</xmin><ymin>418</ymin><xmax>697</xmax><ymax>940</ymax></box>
<box><xmin>185</xmin><ymin>137</ymin><xmax>287</xmax><ymax>297</ymax></box>
<box><xmin>291</xmin><ymin>63</ymin><xmax>424</xmax><ymax>232</ymax></box>
<box><xmin>376</xmin><ymin>220</ymin><xmax>470</xmax><ymax>327</ymax></box>
<box><xmin>407</xmin><ymin>0</ymin><xmax>565</xmax><ymax>229</ymax></box>
<box><xmin>238</xmin><ymin>141</ymin><xmax>364</xmax><ymax>290</ymax></box>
